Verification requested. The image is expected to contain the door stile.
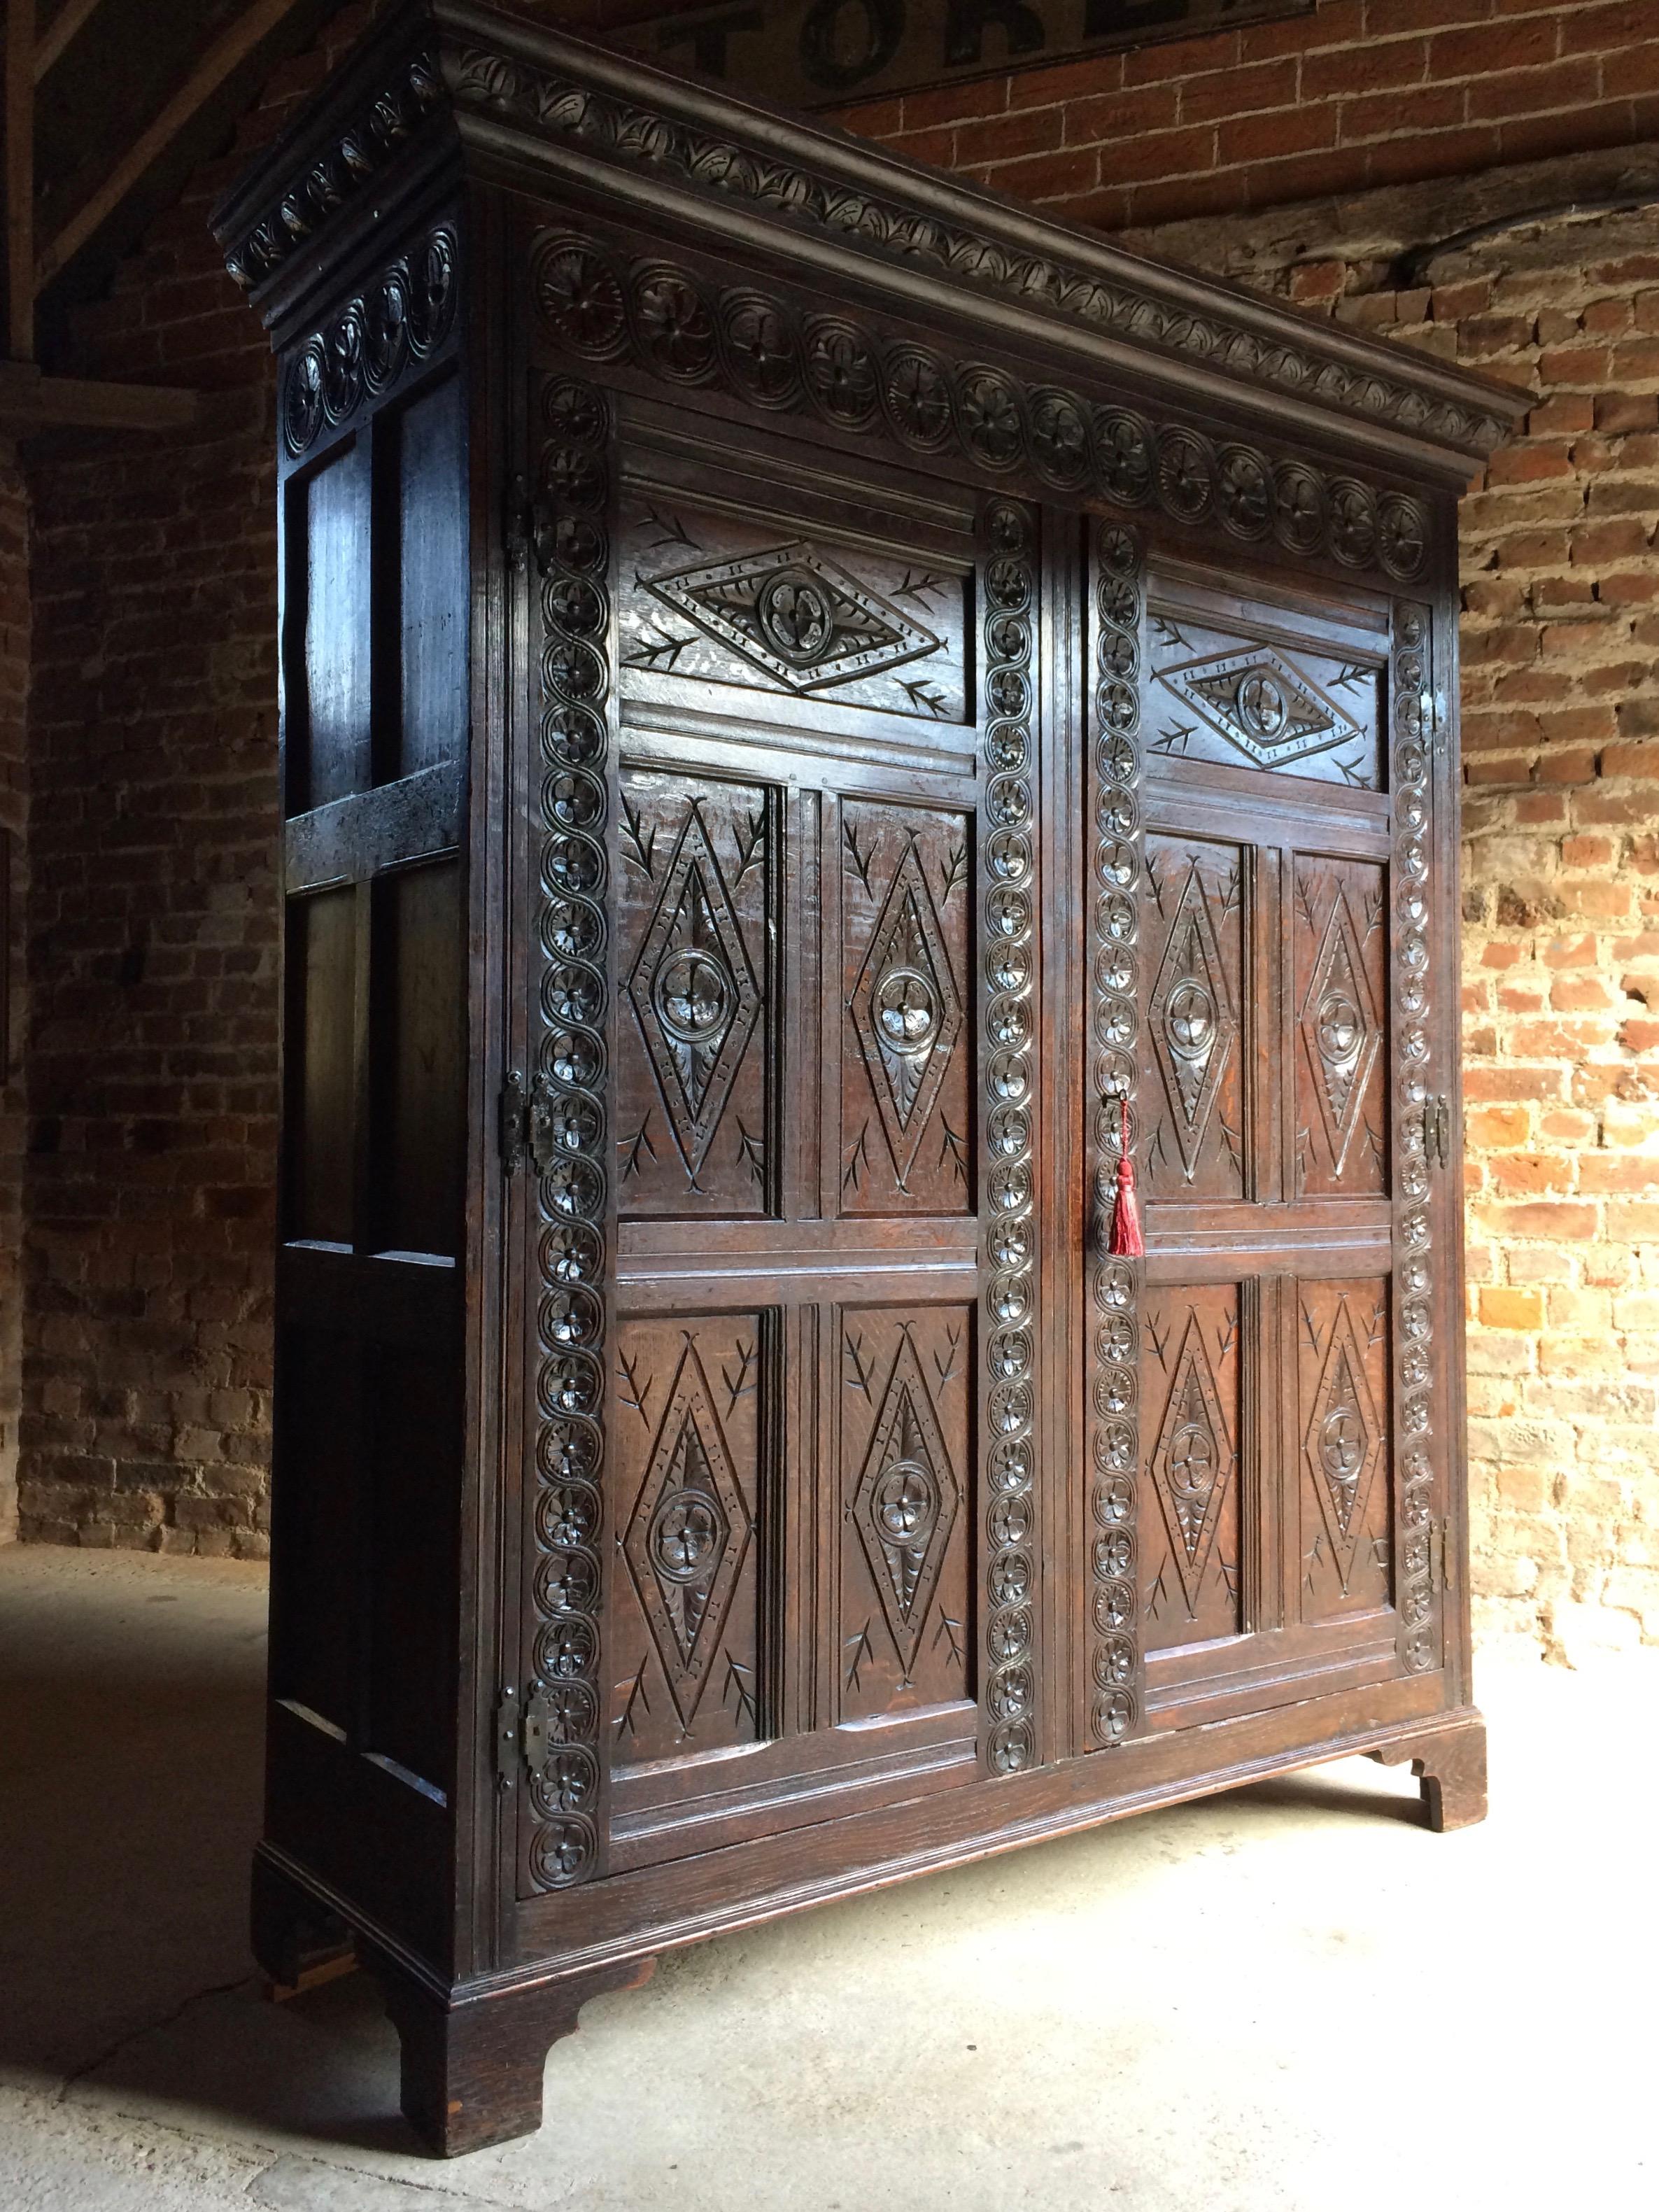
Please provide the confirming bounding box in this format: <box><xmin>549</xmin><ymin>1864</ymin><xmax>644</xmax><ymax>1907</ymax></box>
<box><xmin>1389</xmin><ymin>597</ymin><xmax>1444</xmax><ymax>1684</ymax></box>
<box><xmin>1034</xmin><ymin>505</ymin><xmax>1085</xmax><ymax>1773</ymax></box>
<box><xmin>1079</xmin><ymin>512</ymin><xmax>1148</xmax><ymax>1756</ymax></box>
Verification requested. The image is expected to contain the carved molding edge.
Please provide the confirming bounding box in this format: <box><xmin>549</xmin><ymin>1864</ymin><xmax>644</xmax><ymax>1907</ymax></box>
<box><xmin>280</xmin><ymin>224</ymin><xmax>459</xmax><ymax>458</ymax></box>
<box><xmin>225</xmin><ymin>47</ymin><xmax>446</xmax><ymax>295</ymax></box>
<box><xmin>523</xmin><ymin>374</ymin><xmax>614</xmax><ymax>1889</ymax></box>
<box><xmin>1085</xmin><ymin>519</ymin><xmax>1146</xmax><ymax>1749</ymax></box>
<box><xmin>443</xmin><ymin>40</ymin><xmax>1510</xmax><ymax>460</ymax></box>
<box><xmin>1390</xmin><ymin>602</ymin><xmax>1441</xmax><ymax>1679</ymax></box>
<box><xmin>979</xmin><ymin>497</ymin><xmax>1039</xmax><ymax>1778</ymax></box>
<box><xmin>528</xmin><ymin>230</ymin><xmax>1432</xmax><ymax>585</ymax></box>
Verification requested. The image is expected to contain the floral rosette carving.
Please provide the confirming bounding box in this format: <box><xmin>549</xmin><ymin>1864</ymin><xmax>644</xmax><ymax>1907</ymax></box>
<box><xmin>1391</xmin><ymin>605</ymin><xmax>1440</xmax><ymax>1678</ymax></box>
<box><xmin>525</xmin><ymin>374</ymin><xmax>614</xmax><ymax>1889</ymax></box>
<box><xmin>1087</xmin><ymin>519</ymin><xmax>1145</xmax><ymax>1749</ymax></box>
<box><xmin>281</xmin><ymin>223</ymin><xmax>458</xmax><ymax>458</ymax></box>
<box><xmin>518</xmin><ymin>230</ymin><xmax>1431</xmax><ymax>585</ymax></box>
<box><xmin>980</xmin><ymin>499</ymin><xmax>1040</xmax><ymax>1779</ymax></box>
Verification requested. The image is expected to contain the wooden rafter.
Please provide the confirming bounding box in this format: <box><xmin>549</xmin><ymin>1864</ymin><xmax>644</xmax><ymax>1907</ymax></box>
<box><xmin>6</xmin><ymin>0</ymin><xmax>33</xmax><ymax>356</ymax></box>
<box><xmin>33</xmin><ymin>0</ymin><xmax>103</xmax><ymax>82</ymax></box>
<box><xmin>36</xmin><ymin>0</ymin><xmax>309</xmax><ymax>290</ymax></box>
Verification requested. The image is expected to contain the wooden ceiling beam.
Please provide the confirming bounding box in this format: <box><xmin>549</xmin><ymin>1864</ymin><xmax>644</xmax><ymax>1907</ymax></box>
<box><xmin>6</xmin><ymin>0</ymin><xmax>34</xmax><ymax>357</ymax></box>
<box><xmin>35</xmin><ymin>0</ymin><xmax>309</xmax><ymax>290</ymax></box>
<box><xmin>0</xmin><ymin>356</ymin><xmax>199</xmax><ymax>432</ymax></box>
<box><xmin>33</xmin><ymin>0</ymin><xmax>104</xmax><ymax>82</ymax></box>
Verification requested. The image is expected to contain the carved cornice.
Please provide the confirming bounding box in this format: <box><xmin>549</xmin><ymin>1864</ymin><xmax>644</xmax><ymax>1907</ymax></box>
<box><xmin>214</xmin><ymin>1</ymin><xmax>1525</xmax><ymax>469</ymax></box>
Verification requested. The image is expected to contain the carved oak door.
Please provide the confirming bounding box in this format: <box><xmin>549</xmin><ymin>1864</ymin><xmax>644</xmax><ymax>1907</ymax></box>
<box><xmin>1098</xmin><ymin>540</ymin><xmax>1449</xmax><ymax>1738</ymax></box>
<box><xmin>509</xmin><ymin>337</ymin><xmax>1055</xmax><ymax>1897</ymax></box>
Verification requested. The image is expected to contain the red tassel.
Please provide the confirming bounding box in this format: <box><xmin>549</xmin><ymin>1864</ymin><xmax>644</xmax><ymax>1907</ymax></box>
<box><xmin>1108</xmin><ymin>1096</ymin><xmax>1143</xmax><ymax>1258</ymax></box>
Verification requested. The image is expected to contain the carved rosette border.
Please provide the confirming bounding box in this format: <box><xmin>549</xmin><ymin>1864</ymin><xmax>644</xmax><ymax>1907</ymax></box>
<box><xmin>1086</xmin><ymin>519</ymin><xmax>1146</xmax><ymax>1749</ymax></box>
<box><xmin>442</xmin><ymin>43</ymin><xmax>1507</xmax><ymax>459</ymax></box>
<box><xmin>524</xmin><ymin>375</ymin><xmax>614</xmax><ymax>1889</ymax></box>
<box><xmin>527</xmin><ymin>231</ymin><xmax>1432</xmax><ymax>586</ymax></box>
<box><xmin>281</xmin><ymin>223</ymin><xmax>458</xmax><ymax>458</ymax></box>
<box><xmin>1391</xmin><ymin>605</ymin><xmax>1440</xmax><ymax>1677</ymax></box>
<box><xmin>979</xmin><ymin>498</ymin><xmax>1040</xmax><ymax>1778</ymax></box>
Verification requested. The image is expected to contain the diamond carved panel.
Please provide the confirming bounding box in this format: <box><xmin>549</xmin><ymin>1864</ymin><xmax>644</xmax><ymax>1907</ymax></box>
<box><xmin>1150</xmin><ymin>859</ymin><xmax>1239</xmax><ymax>1182</ymax></box>
<box><xmin>1159</xmin><ymin>642</ymin><xmax>1360</xmax><ymax>770</ymax></box>
<box><xmin>1151</xmin><ymin>1313</ymin><xmax>1233</xmax><ymax>1616</ymax></box>
<box><xmin>850</xmin><ymin>838</ymin><xmax>964</xmax><ymax>1189</ymax></box>
<box><xmin>852</xmin><ymin>1332</ymin><xmax>959</xmax><ymax>1674</ymax></box>
<box><xmin>626</xmin><ymin>805</ymin><xmax>761</xmax><ymax>1178</ymax></box>
<box><xmin>621</xmin><ymin>1339</ymin><xmax>753</xmax><ymax>1728</ymax></box>
<box><xmin>1300</xmin><ymin>885</ymin><xmax>1381</xmax><ymax>1176</ymax></box>
<box><xmin>1302</xmin><ymin>1298</ymin><xmax>1384</xmax><ymax>1587</ymax></box>
<box><xmin>647</xmin><ymin>539</ymin><xmax>940</xmax><ymax>694</ymax></box>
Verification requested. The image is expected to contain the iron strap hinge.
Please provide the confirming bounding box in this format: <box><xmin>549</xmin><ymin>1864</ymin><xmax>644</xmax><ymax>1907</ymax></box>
<box><xmin>1423</xmin><ymin>1094</ymin><xmax>1451</xmax><ymax>1168</ymax></box>
<box><xmin>494</xmin><ymin>1683</ymin><xmax>558</xmax><ymax>1784</ymax></box>
<box><xmin>499</xmin><ymin>1069</ymin><xmax>559</xmax><ymax>1178</ymax></box>
<box><xmin>502</xmin><ymin>471</ymin><xmax>554</xmax><ymax>575</ymax></box>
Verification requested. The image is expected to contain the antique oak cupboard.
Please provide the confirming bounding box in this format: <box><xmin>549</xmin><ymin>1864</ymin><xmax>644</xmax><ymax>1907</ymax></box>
<box><xmin>215</xmin><ymin>0</ymin><xmax>1524</xmax><ymax>2156</ymax></box>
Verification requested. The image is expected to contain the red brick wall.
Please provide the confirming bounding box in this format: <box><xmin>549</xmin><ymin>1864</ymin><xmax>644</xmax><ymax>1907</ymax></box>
<box><xmin>15</xmin><ymin>5</ymin><xmax>383</xmax><ymax>1555</ymax></box>
<box><xmin>840</xmin><ymin>0</ymin><xmax>1659</xmax><ymax>230</ymax></box>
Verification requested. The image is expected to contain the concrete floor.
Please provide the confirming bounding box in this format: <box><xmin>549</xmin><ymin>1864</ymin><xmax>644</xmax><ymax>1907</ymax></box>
<box><xmin>0</xmin><ymin>1547</ymin><xmax>1651</xmax><ymax>2212</ymax></box>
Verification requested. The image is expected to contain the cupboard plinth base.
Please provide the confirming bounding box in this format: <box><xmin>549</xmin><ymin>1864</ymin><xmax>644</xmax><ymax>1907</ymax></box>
<box><xmin>1369</xmin><ymin>1713</ymin><xmax>1488</xmax><ymax>1832</ymax></box>
<box><xmin>360</xmin><ymin>1947</ymin><xmax>657</xmax><ymax>2158</ymax></box>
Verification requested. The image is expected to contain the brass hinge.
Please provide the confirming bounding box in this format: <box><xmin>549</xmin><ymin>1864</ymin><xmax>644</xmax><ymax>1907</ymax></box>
<box><xmin>1422</xmin><ymin>1094</ymin><xmax>1451</xmax><ymax>1167</ymax></box>
<box><xmin>500</xmin><ymin>1070</ymin><xmax>560</xmax><ymax>1178</ymax></box>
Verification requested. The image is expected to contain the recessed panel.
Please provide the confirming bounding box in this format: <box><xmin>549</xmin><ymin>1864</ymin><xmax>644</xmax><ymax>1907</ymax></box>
<box><xmin>1142</xmin><ymin>834</ymin><xmax>1247</xmax><ymax>1202</ymax></box>
<box><xmin>285</xmin><ymin>887</ymin><xmax>357</xmax><ymax>1246</ymax></box>
<box><xmin>1293</xmin><ymin>853</ymin><xmax>1389</xmax><ymax>1198</ymax></box>
<box><xmin>837</xmin><ymin>1303</ymin><xmax>974</xmax><ymax>1722</ymax></box>
<box><xmin>616</xmin><ymin>769</ymin><xmax>776</xmax><ymax>1218</ymax></box>
<box><xmin>293</xmin><ymin>439</ymin><xmax>372</xmax><ymax>811</ymax></box>
<box><xmin>839</xmin><ymin>799</ymin><xmax>973</xmax><ymax>1217</ymax></box>
<box><xmin>1141</xmin><ymin>1282</ymin><xmax>1243</xmax><ymax>1653</ymax></box>
<box><xmin>1146</xmin><ymin>601</ymin><xmax>1382</xmax><ymax>791</ymax></box>
<box><xmin>619</xmin><ymin>488</ymin><xmax>968</xmax><ymax>726</ymax></box>
<box><xmin>393</xmin><ymin>372</ymin><xmax>467</xmax><ymax>780</ymax></box>
<box><xmin>608</xmin><ymin>1311</ymin><xmax>768</xmax><ymax>1768</ymax></box>
<box><xmin>1297</xmin><ymin>1277</ymin><xmax>1393</xmax><ymax>1622</ymax></box>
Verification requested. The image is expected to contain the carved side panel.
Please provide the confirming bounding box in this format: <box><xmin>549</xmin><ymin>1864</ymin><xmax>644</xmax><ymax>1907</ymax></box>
<box><xmin>1294</xmin><ymin>854</ymin><xmax>1389</xmax><ymax>1199</ymax></box>
<box><xmin>523</xmin><ymin>374</ymin><xmax>613</xmax><ymax>1893</ymax></box>
<box><xmin>1142</xmin><ymin>836</ymin><xmax>1246</xmax><ymax>1201</ymax></box>
<box><xmin>1084</xmin><ymin>519</ymin><xmax>1148</xmax><ymax>1750</ymax></box>
<box><xmin>1141</xmin><ymin>1283</ymin><xmax>1243</xmax><ymax>1651</ymax></box>
<box><xmin>840</xmin><ymin>801</ymin><xmax>973</xmax><ymax>1216</ymax></box>
<box><xmin>618</xmin><ymin>489</ymin><xmax>968</xmax><ymax>724</ymax></box>
<box><xmin>1392</xmin><ymin>605</ymin><xmax>1442</xmax><ymax>1675</ymax></box>
<box><xmin>837</xmin><ymin>1305</ymin><xmax>973</xmax><ymax>1722</ymax></box>
<box><xmin>614</xmin><ymin>768</ymin><xmax>776</xmax><ymax>1216</ymax></box>
<box><xmin>607</xmin><ymin>1313</ymin><xmax>768</xmax><ymax>1766</ymax></box>
<box><xmin>1147</xmin><ymin>605</ymin><xmax>1382</xmax><ymax>791</ymax></box>
<box><xmin>1297</xmin><ymin>1277</ymin><xmax>1393</xmax><ymax>1621</ymax></box>
<box><xmin>978</xmin><ymin>498</ymin><xmax>1040</xmax><ymax>1775</ymax></box>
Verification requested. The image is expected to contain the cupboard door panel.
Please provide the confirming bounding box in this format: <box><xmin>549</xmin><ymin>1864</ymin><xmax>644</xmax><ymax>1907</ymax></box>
<box><xmin>607</xmin><ymin>1311</ymin><xmax>770</xmax><ymax>1768</ymax></box>
<box><xmin>1143</xmin><ymin>835</ymin><xmax>1248</xmax><ymax>1203</ymax></box>
<box><xmin>835</xmin><ymin>1302</ymin><xmax>975</xmax><ymax>1722</ymax></box>
<box><xmin>1141</xmin><ymin>1282</ymin><xmax>1243</xmax><ymax>1652</ymax></box>
<box><xmin>1292</xmin><ymin>853</ymin><xmax>1389</xmax><ymax>1199</ymax></box>
<box><xmin>615</xmin><ymin>768</ymin><xmax>777</xmax><ymax>1219</ymax></box>
<box><xmin>1295</xmin><ymin>1276</ymin><xmax>1394</xmax><ymax>1623</ymax></box>
<box><xmin>838</xmin><ymin>800</ymin><xmax>973</xmax><ymax>1218</ymax></box>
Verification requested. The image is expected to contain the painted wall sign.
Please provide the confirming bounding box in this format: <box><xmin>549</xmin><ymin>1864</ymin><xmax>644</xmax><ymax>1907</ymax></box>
<box><xmin>610</xmin><ymin>0</ymin><xmax>1316</xmax><ymax>111</ymax></box>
